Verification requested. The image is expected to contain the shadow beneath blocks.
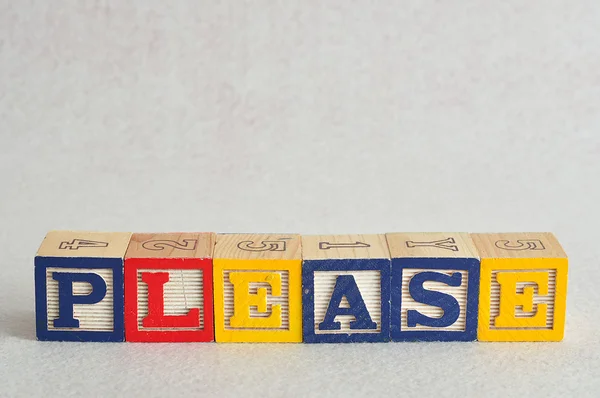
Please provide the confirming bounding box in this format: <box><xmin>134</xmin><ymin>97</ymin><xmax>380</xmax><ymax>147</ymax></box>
<box><xmin>1</xmin><ymin>310</ymin><xmax>36</xmax><ymax>341</ymax></box>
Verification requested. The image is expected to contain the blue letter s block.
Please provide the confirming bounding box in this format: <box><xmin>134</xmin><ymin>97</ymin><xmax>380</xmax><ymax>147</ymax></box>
<box><xmin>391</xmin><ymin>259</ymin><xmax>480</xmax><ymax>341</ymax></box>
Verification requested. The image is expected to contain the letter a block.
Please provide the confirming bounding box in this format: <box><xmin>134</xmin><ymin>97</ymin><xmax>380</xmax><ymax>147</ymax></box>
<box><xmin>124</xmin><ymin>233</ymin><xmax>215</xmax><ymax>342</ymax></box>
<box><xmin>387</xmin><ymin>233</ymin><xmax>480</xmax><ymax>341</ymax></box>
<box><xmin>302</xmin><ymin>235</ymin><xmax>391</xmax><ymax>343</ymax></box>
<box><xmin>471</xmin><ymin>233</ymin><xmax>568</xmax><ymax>342</ymax></box>
<box><xmin>35</xmin><ymin>231</ymin><xmax>131</xmax><ymax>342</ymax></box>
<box><xmin>213</xmin><ymin>234</ymin><xmax>302</xmax><ymax>342</ymax></box>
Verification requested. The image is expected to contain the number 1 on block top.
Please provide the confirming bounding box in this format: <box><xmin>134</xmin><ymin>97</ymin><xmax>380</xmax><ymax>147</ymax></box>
<box><xmin>301</xmin><ymin>234</ymin><xmax>391</xmax><ymax>343</ymax></box>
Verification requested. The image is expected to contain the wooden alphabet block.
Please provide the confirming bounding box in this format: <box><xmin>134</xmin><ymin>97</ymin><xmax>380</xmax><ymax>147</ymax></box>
<box><xmin>471</xmin><ymin>233</ymin><xmax>568</xmax><ymax>342</ymax></box>
<box><xmin>213</xmin><ymin>234</ymin><xmax>303</xmax><ymax>342</ymax></box>
<box><xmin>35</xmin><ymin>231</ymin><xmax>131</xmax><ymax>342</ymax></box>
<box><xmin>124</xmin><ymin>233</ymin><xmax>215</xmax><ymax>342</ymax></box>
<box><xmin>386</xmin><ymin>233</ymin><xmax>480</xmax><ymax>341</ymax></box>
<box><xmin>301</xmin><ymin>234</ymin><xmax>391</xmax><ymax>343</ymax></box>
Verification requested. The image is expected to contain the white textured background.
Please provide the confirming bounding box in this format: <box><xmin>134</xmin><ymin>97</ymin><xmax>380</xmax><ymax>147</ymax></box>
<box><xmin>1</xmin><ymin>1</ymin><xmax>599</xmax><ymax>397</ymax></box>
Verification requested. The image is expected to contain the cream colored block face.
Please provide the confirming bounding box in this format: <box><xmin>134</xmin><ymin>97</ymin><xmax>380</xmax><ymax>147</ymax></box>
<box><xmin>386</xmin><ymin>232</ymin><xmax>479</xmax><ymax>259</ymax></box>
<box><xmin>214</xmin><ymin>234</ymin><xmax>301</xmax><ymax>260</ymax></box>
<box><xmin>470</xmin><ymin>233</ymin><xmax>567</xmax><ymax>259</ymax></box>
<box><xmin>37</xmin><ymin>231</ymin><xmax>132</xmax><ymax>258</ymax></box>
<box><xmin>302</xmin><ymin>234</ymin><xmax>390</xmax><ymax>260</ymax></box>
<box><xmin>126</xmin><ymin>233</ymin><xmax>215</xmax><ymax>259</ymax></box>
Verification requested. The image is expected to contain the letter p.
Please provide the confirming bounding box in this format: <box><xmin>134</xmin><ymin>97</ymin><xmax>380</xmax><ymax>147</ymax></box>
<box><xmin>52</xmin><ymin>272</ymin><xmax>107</xmax><ymax>328</ymax></box>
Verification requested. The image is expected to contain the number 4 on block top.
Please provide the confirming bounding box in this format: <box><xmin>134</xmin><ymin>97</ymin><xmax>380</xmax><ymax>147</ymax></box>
<box><xmin>35</xmin><ymin>231</ymin><xmax>132</xmax><ymax>342</ymax></box>
<box><xmin>124</xmin><ymin>233</ymin><xmax>216</xmax><ymax>342</ymax></box>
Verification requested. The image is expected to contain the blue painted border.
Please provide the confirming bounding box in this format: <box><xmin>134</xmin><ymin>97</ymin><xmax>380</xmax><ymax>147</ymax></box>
<box><xmin>35</xmin><ymin>256</ymin><xmax>124</xmax><ymax>342</ymax></box>
<box><xmin>390</xmin><ymin>257</ymin><xmax>480</xmax><ymax>342</ymax></box>
<box><xmin>302</xmin><ymin>258</ymin><xmax>390</xmax><ymax>343</ymax></box>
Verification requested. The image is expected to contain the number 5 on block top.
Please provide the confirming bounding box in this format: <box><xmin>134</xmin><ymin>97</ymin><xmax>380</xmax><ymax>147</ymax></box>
<box><xmin>471</xmin><ymin>233</ymin><xmax>568</xmax><ymax>342</ymax></box>
<box><xmin>124</xmin><ymin>233</ymin><xmax>215</xmax><ymax>342</ymax></box>
<box><xmin>35</xmin><ymin>231</ymin><xmax>132</xmax><ymax>342</ymax></box>
<box><xmin>213</xmin><ymin>234</ymin><xmax>303</xmax><ymax>343</ymax></box>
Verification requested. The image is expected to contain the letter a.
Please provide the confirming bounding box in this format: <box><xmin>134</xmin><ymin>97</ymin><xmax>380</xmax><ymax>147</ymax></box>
<box><xmin>319</xmin><ymin>275</ymin><xmax>377</xmax><ymax>331</ymax></box>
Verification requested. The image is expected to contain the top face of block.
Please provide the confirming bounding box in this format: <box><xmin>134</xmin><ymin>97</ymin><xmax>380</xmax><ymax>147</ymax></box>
<box><xmin>36</xmin><ymin>231</ymin><xmax>132</xmax><ymax>258</ymax></box>
<box><xmin>302</xmin><ymin>234</ymin><xmax>389</xmax><ymax>260</ymax></box>
<box><xmin>386</xmin><ymin>232</ymin><xmax>479</xmax><ymax>259</ymax></box>
<box><xmin>125</xmin><ymin>232</ymin><xmax>215</xmax><ymax>259</ymax></box>
<box><xmin>214</xmin><ymin>234</ymin><xmax>301</xmax><ymax>260</ymax></box>
<box><xmin>470</xmin><ymin>232</ymin><xmax>566</xmax><ymax>259</ymax></box>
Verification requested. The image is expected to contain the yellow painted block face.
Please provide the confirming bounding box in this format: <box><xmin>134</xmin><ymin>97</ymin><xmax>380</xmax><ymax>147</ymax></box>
<box><xmin>472</xmin><ymin>233</ymin><xmax>568</xmax><ymax>342</ymax></box>
<box><xmin>494</xmin><ymin>271</ymin><xmax>549</xmax><ymax>328</ymax></box>
<box><xmin>213</xmin><ymin>234</ymin><xmax>302</xmax><ymax>342</ymax></box>
<box><xmin>229</xmin><ymin>271</ymin><xmax>283</xmax><ymax>329</ymax></box>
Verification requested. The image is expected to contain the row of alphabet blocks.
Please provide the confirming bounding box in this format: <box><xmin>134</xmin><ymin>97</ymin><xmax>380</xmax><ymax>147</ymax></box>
<box><xmin>34</xmin><ymin>231</ymin><xmax>568</xmax><ymax>343</ymax></box>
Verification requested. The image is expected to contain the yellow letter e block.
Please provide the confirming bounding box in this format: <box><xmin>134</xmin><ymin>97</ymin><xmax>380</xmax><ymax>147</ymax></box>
<box><xmin>471</xmin><ymin>233</ymin><xmax>568</xmax><ymax>342</ymax></box>
<box><xmin>213</xmin><ymin>234</ymin><xmax>302</xmax><ymax>342</ymax></box>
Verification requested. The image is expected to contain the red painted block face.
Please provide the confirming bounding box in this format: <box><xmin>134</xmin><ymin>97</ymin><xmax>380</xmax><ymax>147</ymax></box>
<box><xmin>124</xmin><ymin>233</ymin><xmax>215</xmax><ymax>342</ymax></box>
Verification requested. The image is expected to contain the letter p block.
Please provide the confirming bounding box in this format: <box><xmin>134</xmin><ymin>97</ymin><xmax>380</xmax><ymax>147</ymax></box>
<box><xmin>124</xmin><ymin>233</ymin><xmax>215</xmax><ymax>342</ymax></box>
<box><xmin>471</xmin><ymin>233</ymin><xmax>568</xmax><ymax>341</ymax></box>
<box><xmin>35</xmin><ymin>231</ymin><xmax>131</xmax><ymax>342</ymax></box>
<box><xmin>213</xmin><ymin>234</ymin><xmax>302</xmax><ymax>342</ymax></box>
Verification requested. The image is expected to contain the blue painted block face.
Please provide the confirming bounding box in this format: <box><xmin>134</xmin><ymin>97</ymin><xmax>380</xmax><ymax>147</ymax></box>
<box><xmin>390</xmin><ymin>258</ymin><xmax>480</xmax><ymax>341</ymax></box>
<box><xmin>301</xmin><ymin>235</ymin><xmax>392</xmax><ymax>343</ymax></box>
<box><xmin>302</xmin><ymin>259</ymin><xmax>391</xmax><ymax>343</ymax></box>
<box><xmin>35</xmin><ymin>257</ymin><xmax>124</xmax><ymax>342</ymax></box>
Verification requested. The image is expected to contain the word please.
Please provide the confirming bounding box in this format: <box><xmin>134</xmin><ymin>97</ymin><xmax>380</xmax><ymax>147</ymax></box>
<box><xmin>34</xmin><ymin>231</ymin><xmax>568</xmax><ymax>343</ymax></box>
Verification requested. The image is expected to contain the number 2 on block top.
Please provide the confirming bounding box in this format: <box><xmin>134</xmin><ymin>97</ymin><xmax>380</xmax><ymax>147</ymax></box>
<box><xmin>124</xmin><ymin>233</ymin><xmax>216</xmax><ymax>342</ymax></box>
